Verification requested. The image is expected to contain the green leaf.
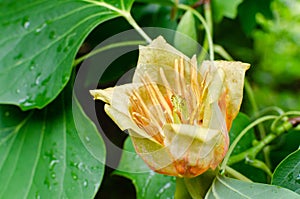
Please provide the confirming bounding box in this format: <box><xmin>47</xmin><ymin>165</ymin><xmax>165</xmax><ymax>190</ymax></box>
<box><xmin>174</xmin><ymin>10</ymin><xmax>198</xmax><ymax>57</ymax></box>
<box><xmin>238</xmin><ymin>0</ymin><xmax>273</xmax><ymax>34</ymax></box>
<box><xmin>114</xmin><ymin>137</ymin><xmax>176</xmax><ymax>199</ymax></box>
<box><xmin>272</xmin><ymin>149</ymin><xmax>300</xmax><ymax>194</ymax></box>
<box><xmin>205</xmin><ymin>175</ymin><xmax>300</xmax><ymax>199</ymax></box>
<box><xmin>0</xmin><ymin>0</ymin><xmax>134</xmax><ymax>110</ymax></box>
<box><xmin>229</xmin><ymin>113</ymin><xmax>266</xmax><ymax>182</ymax></box>
<box><xmin>212</xmin><ymin>0</ymin><xmax>244</xmax><ymax>22</ymax></box>
<box><xmin>0</xmin><ymin>84</ymin><xmax>106</xmax><ymax>198</ymax></box>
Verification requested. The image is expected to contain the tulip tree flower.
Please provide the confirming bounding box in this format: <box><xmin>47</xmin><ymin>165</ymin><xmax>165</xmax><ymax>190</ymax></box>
<box><xmin>90</xmin><ymin>36</ymin><xmax>250</xmax><ymax>177</ymax></box>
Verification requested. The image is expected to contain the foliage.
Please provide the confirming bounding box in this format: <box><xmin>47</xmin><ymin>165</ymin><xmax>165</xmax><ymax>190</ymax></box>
<box><xmin>0</xmin><ymin>0</ymin><xmax>299</xmax><ymax>198</ymax></box>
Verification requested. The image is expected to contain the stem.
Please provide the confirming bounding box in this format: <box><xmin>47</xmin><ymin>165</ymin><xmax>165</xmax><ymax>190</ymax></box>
<box><xmin>73</xmin><ymin>40</ymin><xmax>146</xmax><ymax>66</ymax></box>
<box><xmin>271</xmin><ymin>111</ymin><xmax>300</xmax><ymax>132</ymax></box>
<box><xmin>123</xmin><ymin>13</ymin><xmax>152</xmax><ymax>43</ymax></box>
<box><xmin>244</xmin><ymin>79</ymin><xmax>272</xmax><ymax>169</ymax></box>
<box><xmin>214</xmin><ymin>44</ymin><xmax>233</xmax><ymax>61</ymax></box>
<box><xmin>245</xmin><ymin>159</ymin><xmax>273</xmax><ymax>177</ymax></box>
<box><xmin>86</xmin><ymin>0</ymin><xmax>152</xmax><ymax>43</ymax></box>
<box><xmin>177</xmin><ymin>4</ymin><xmax>214</xmax><ymax>61</ymax></box>
<box><xmin>225</xmin><ymin>166</ymin><xmax>252</xmax><ymax>182</ymax></box>
<box><xmin>220</xmin><ymin>115</ymin><xmax>278</xmax><ymax>171</ymax></box>
<box><xmin>228</xmin><ymin>120</ymin><xmax>293</xmax><ymax>165</ymax></box>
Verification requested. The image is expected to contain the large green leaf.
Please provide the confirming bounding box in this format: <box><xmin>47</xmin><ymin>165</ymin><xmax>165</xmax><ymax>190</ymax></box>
<box><xmin>211</xmin><ymin>0</ymin><xmax>244</xmax><ymax>22</ymax></box>
<box><xmin>114</xmin><ymin>137</ymin><xmax>176</xmax><ymax>199</ymax></box>
<box><xmin>272</xmin><ymin>149</ymin><xmax>300</xmax><ymax>194</ymax></box>
<box><xmin>0</xmin><ymin>0</ymin><xmax>134</xmax><ymax>110</ymax></box>
<box><xmin>0</xmin><ymin>85</ymin><xmax>106</xmax><ymax>198</ymax></box>
<box><xmin>205</xmin><ymin>175</ymin><xmax>300</xmax><ymax>199</ymax></box>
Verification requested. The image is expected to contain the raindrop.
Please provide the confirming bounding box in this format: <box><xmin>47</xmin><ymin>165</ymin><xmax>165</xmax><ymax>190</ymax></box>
<box><xmin>35</xmin><ymin>192</ymin><xmax>40</xmax><ymax>199</ymax></box>
<box><xmin>57</xmin><ymin>44</ymin><xmax>63</xmax><ymax>52</ymax></box>
<box><xmin>49</xmin><ymin>159</ymin><xmax>59</xmax><ymax>170</ymax></box>
<box><xmin>35</xmin><ymin>23</ymin><xmax>47</xmax><ymax>34</ymax></box>
<box><xmin>63</xmin><ymin>46</ymin><xmax>70</xmax><ymax>52</ymax></box>
<box><xmin>30</xmin><ymin>61</ymin><xmax>36</xmax><ymax>71</ymax></box>
<box><xmin>22</xmin><ymin>17</ymin><xmax>30</xmax><ymax>29</ymax></box>
<box><xmin>51</xmin><ymin>172</ymin><xmax>56</xmax><ymax>179</ymax></box>
<box><xmin>16</xmin><ymin>89</ymin><xmax>21</xmax><ymax>93</ymax></box>
<box><xmin>49</xmin><ymin>31</ymin><xmax>56</xmax><ymax>39</ymax></box>
<box><xmin>71</xmin><ymin>171</ymin><xmax>78</xmax><ymax>180</ymax></box>
<box><xmin>83</xmin><ymin>179</ymin><xmax>88</xmax><ymax>188</ymax></box>
<box><xmin>14</xmin><ymin>53</ymin><xmax>23</xmax><ymax>60</ymax></box>
<box><xmin>35</xmin><ymin>73</ymin><xmax>42</xmax><ymax>85</ymax></box>
<box><xmin>296</xmin><ymin>173</ymin><xmax>300</xmax><ymax>184</ymax></box>
<box><xmin>4</xmin><ymin>111</ymin><xmax>9</xmax><ymax>117</ymax></box>
<box><xmin>155</xmin><ymin>182</ymin><xmax>171</xmax><ymax>197</ymax></box>
<box><xmin>85</xmin><ymin>136</ymin><xmax>90</xmax><ymax>142</ymax></box>
<box><xmin>44</xmin><ymin>177</ymin><xmax>52</xmax><ymax>190</ymax></box>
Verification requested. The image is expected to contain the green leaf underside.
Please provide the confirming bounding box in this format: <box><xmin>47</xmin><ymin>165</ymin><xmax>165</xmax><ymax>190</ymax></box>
<box><xmin>114</xmin><ymin>137</ymin><xmax>176</xmax><ymax>199</ymax></box>
<box><xmin>212</xmin><ymin>0</ymin><xmax>244</xmax><ymax>22</ymax></box>
<box><xmin>0</xmin><ymin>84</ymin><xmax>106</xmax><ymax>198</ymax></box>
<box><xmin>0</xmin><ymin>0</ymin><xmax>134</xmax><ymax>110</ymax></box>
<box><xmin>229</xmin><ymin>113</ymin><xmax>266</xmax><ymax>182</ymax></box>
<box><xmin>205</xmin><ymin>175</ymin><xmax>300</xmax><ymax>199</ymax></box>
<box><xmin>272</xmin><ymin>150</ymin><xmax>300</xmax><ymax>194</ymax></box>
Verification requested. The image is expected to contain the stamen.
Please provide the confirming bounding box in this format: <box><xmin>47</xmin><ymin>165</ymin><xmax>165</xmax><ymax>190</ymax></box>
<box><xmin>132</xmin><ymin>90</ymin><xmax>162</xmax><ymax>129</ymax></box>
<box><xmin>174</xmin><ymin>59</ymin><xmax>182</xmax><ymax>95</ymax></box>
<box><xmin>144</xmin><ymin>74</ymin><xmax>174</xmax><ymax>123</ymax></box>
<box><xmin>159</xmin><ymin>68</ymin><xmax>173</xmax><ymax>99</ymax></box>
<box><xmin>140</xmin><ymin>75</ymin><xmax>166</xmax><ymax>125</ymax></box>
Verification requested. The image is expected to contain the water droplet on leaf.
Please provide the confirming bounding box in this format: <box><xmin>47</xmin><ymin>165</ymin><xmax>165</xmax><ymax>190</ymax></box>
<box><xmin>49</xmin><ymin>31</ymin><xmax>56</xmax><ymax>39</ymax></box>
<box><xmin>22</xmin><ymin>17</ymin><xmax>30</xmax><ymax>29</ymax></box>
<box><xmin>83</xmin><ymin>179</ymin><xmax>88</xmax><ymax>188</ymax></box>
<box><xmin>72</xmin><ymin>172</ymin><xmax>78</xmax><ymax>180</ymax></box>
<box><xmin>35</xmin><ymin>23</ymin><xmax>47</xmax><ymax>34</ymax></box>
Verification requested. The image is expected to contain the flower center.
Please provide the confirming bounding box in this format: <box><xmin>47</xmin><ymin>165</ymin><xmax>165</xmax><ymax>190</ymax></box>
<box><xmin>129</xmin><ymin>58</ymin><xmax>207</xmax><ymax>142</ymax></box>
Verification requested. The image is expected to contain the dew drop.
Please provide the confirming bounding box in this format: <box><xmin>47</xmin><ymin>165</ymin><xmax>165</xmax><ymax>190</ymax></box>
<box><xmin>155</xmin><ymin>182</ymin><xmax>171</xmax><ymax>197</ymax></box>
<box><xmin>4</xmin><ymin>111</ymin><xmax>9</xmax><ymax>117</ymax></box>
<box><xmin>51</xmin><ymin>172</ymin><xmax>56</xmax><ymax>179</ymax></box>
<box><xmin>49</xmin><ymin>159</ymin><xmax>59</xmax><ymax>170</ymax></box>
<box><xmin>83</xmin><ymin>179</ymin><xmax>88</xmax><ymax>188</ymax></box>
<box><xmin>296</xmin><ymin>174</ymin><xmax>300</xmax><ymax>184</ymax></box>
<box><xmin>63</xmin><ymin>46</ymin><xmax>70</xmax><ymax>52</ymax></box>
<box><xmin>57</xmin><ymin>44</ymin><xmax>63</xmax><ymax>52</ymax></box>
<box><xmin>16</xmin><ymin>89</ymin><xmax>21</xmax><ymax>93</ymax></box>
<box><xmin>35</xmin><ymin>192</ymin><xmax>40</xmax><ymax>199</ymax></box>
<box><xmin>44</xmin><ymin>177</ymin><xmax>52</xmax><ymax>190</ymax></box>
<box><xmin>22</xmin><ymin>17</ymin><xmax>30</xmax><ymax>29</ymax></box>
<box><xmin>35</xmin><ymin>23</ymin><xmax>47</xmax><ymax>34</ymax></box>
<box><xmin>35</xmin><ymin>73</ymin><xmax>42</xmax><ymax>85</ymax></box>
<box><xmin>85</xmin><ymin>136</ymin><xmax>90</xmax><ymax>142</ymax></box>
<box><xmin>30</xmin><ymin>61</ymin><xmax>36</xmax><ymax>71</ymax></box>
<box><xmin>14</xmin><ymin>53</ymin><xmax>23</xmax><ymax>60</ymax></box>
<box><xmin>71</xmin><ymin>171</ymin><xmax>78</xmax><ymax>180</ymax></box>
<box><xmin>49</xmin><ymin>31</ymin><xmax>56</xmax><ymax>39</ymax></box>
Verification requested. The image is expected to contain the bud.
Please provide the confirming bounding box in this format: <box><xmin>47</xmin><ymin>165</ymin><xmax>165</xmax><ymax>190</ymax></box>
<box><xmin>90</xmin><ymin>36</ymin><xmax>250</xmax><ymax>177</ymax></box>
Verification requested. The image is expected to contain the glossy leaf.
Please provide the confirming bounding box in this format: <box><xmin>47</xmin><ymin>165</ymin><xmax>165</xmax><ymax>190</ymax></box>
<box><xmin>272</xmin><ymin>149</ymin><xmax>300</xmax><ymax>194</ymax></box>
<box><xmin>205</xmin><ymin>175</ymin><xmax>300</xmax><ymax>199</ymax></box>
<box><xmin>0</xmin><ymin>0</ymin><xmax>133</xmax><ymax>110</ymax></box>
<box><xmin>212</xmin><ymin>0</ymin><xmax>244</xmax><ymax>22</ymax></box>
<box><xmin>114</xmin><ymin>137</ymin><xmax>176</xmax><ymax>199</ymax></box>
<box><xmin>0</xmin><ymin>85</ymin><xmax>106</xmax><ymax>198</ymax></box>
<box><xmin>174</xmin><ymin>10</ymin><xmax>198</xmax><ymax>57</ymax></box>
